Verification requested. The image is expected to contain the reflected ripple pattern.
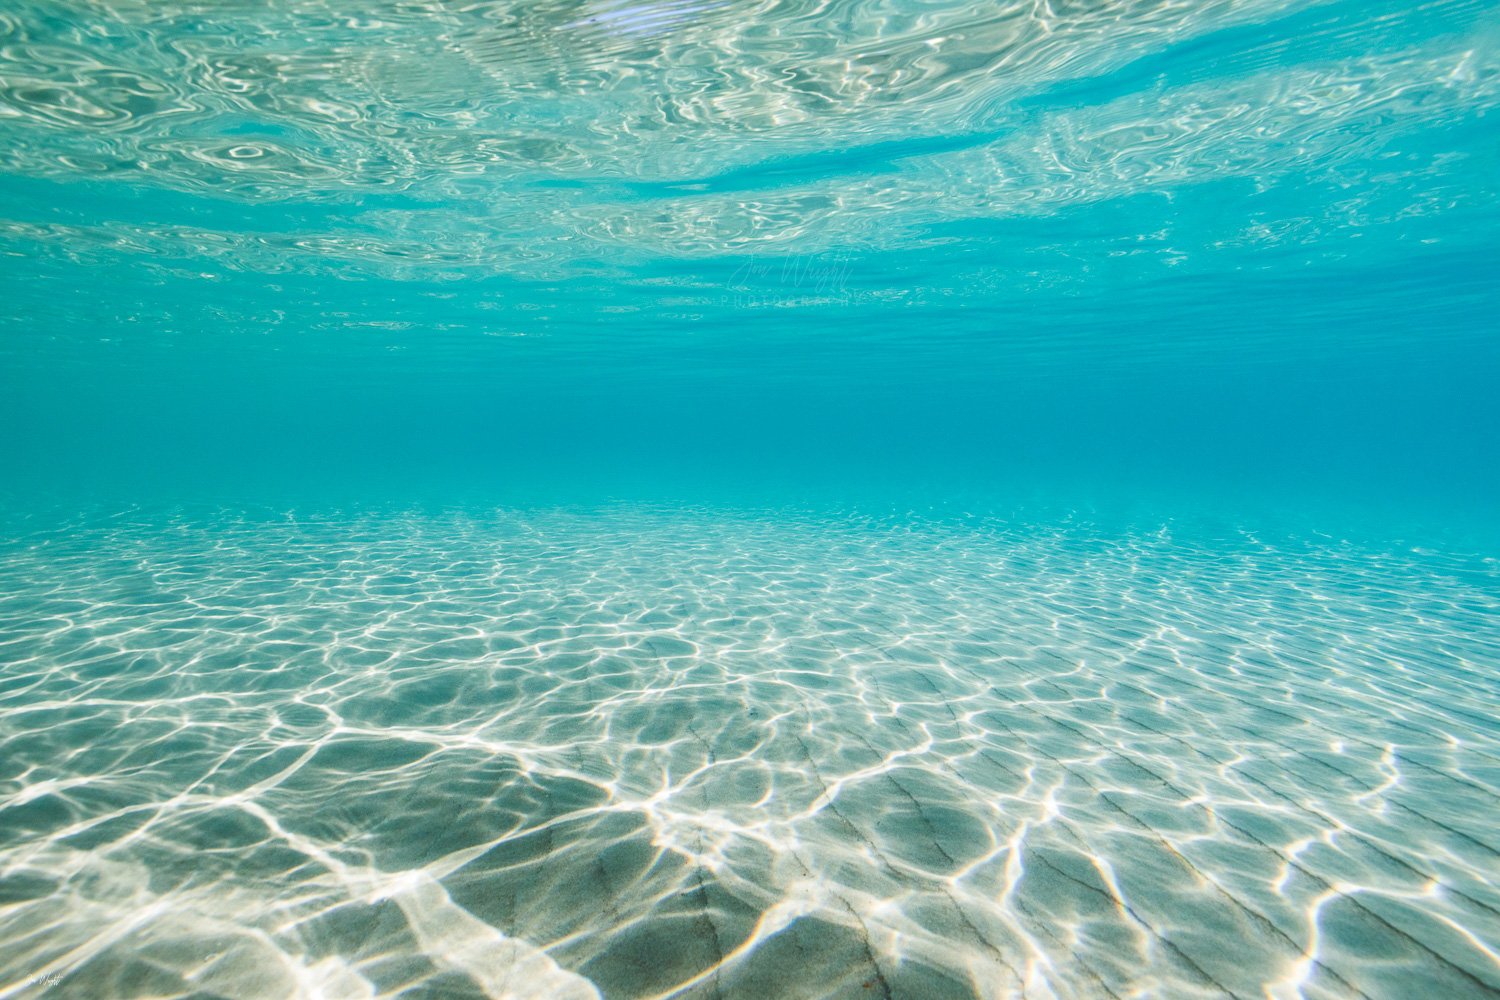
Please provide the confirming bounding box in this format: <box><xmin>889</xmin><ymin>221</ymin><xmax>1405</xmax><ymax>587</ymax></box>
<box><xmin>1</xmin><ymin>506</ymin><xmax>1497</xmax><ymax>999</ymax></box>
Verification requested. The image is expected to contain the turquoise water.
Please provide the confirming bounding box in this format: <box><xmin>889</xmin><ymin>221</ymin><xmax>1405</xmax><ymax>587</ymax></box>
<box><xmin>2</xmin><ymin>1</ymin><xmax>1499</xmax><ymax>998</ymax></box>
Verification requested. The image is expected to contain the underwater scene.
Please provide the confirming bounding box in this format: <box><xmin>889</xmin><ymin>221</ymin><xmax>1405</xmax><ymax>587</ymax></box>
<box><xmin>1</xmin><ymin>1</ymin><xmax>1498</xmax><ymax>998</ymax></box>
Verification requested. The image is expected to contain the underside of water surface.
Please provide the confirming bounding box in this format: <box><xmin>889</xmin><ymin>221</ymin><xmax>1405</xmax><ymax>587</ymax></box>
<box><xmin>1</xmin><ymin>1</ymin><xmax>1498</xmax><ymax>998</ymax></box>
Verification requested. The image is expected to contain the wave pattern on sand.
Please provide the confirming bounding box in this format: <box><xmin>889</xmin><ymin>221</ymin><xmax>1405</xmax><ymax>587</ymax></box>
<box><xmin>1</xmin><ymin>506</ymin><xmax>1497</xmax><ymax>998</ymax></box>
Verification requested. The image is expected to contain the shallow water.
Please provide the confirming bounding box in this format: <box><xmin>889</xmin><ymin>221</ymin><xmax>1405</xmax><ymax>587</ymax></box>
<box><xmin>2</xmin><ymin>0</ymin><xmax>1499</xmax><ymax>998</ymax></box>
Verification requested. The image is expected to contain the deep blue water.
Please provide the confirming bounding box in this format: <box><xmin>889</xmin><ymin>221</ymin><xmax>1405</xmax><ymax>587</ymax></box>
<box><xmin>1</xmin><ymin>1</ymin><xmax>1498</xmax><ymax>997</ymax></box>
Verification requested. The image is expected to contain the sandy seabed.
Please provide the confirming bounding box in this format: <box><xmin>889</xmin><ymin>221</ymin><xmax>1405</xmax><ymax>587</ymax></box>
<box><xmin>1</xmin><ymin>505</ymin><xmax>1497</xmax><ymax>999</ymax></box>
